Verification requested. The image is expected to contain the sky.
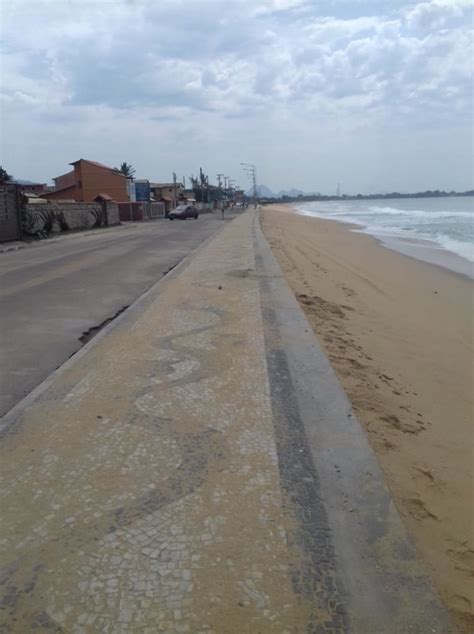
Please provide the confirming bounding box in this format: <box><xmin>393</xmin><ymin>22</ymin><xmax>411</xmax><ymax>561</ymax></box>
<box><xmin>0</xmin><ymin>0</ymin><xmax>473</xmax><ymax>194</ymax></box>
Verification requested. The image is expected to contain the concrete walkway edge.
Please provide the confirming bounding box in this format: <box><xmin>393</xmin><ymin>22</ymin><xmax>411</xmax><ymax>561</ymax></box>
<box><xmin>253</xmin><ymin>211</ymin><xmax>455</xmax><ymax>632</ymax></box>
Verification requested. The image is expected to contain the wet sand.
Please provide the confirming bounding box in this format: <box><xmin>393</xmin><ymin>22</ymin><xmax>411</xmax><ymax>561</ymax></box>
<box><xmin>262</xmin><ymin>204</ymin><xmax>474</xmax><ymax>632</ymax></box>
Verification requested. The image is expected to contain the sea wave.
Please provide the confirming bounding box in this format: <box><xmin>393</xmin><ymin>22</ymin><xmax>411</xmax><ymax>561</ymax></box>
<box><xmin>294</xmin><ymin>201</ymin><xmax>474</xmax><ymax>264</ymax></box>
<box><xmin>435</xmin><ymin>236</ymin><xmax>474</xmax><ymax>263</ymax></box>
<box><xmin>367</xmin><ymin>206</ymin><xmax>471</xmax><ymax>218</ymax></box>
<box><xmin>355</xmin><ymin>227</ymin><xmax>474</xmax><ymax>263</ymax></box>
<box><xmin>298</xmin><ymin>204</ymin><xmax>472</xmax><ymax>219</ymax></box>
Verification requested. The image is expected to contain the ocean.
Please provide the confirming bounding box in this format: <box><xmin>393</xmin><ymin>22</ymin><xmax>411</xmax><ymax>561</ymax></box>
<box><xmin>295</xmin><ymin>197</ymin><xmax>474</xmax><ymax>277</ymax></box>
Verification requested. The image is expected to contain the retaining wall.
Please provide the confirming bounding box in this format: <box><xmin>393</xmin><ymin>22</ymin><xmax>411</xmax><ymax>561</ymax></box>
<box><xmin>24</xmin><ymin>202</ymin><xmax>119</xmax><ymax>234</ymax></box>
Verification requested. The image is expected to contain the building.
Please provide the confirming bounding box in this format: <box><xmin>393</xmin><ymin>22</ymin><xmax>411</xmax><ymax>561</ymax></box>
<box><xmin>45</xmin><ymin>159</ymin><xmax>129</xmax><ymax>202</ymax></box>
<box><xmin>178</xmin><ymin>189</ymin><xmax>197</xmax><ymax>204</ymax></box>
<box><xmin>134</xmin><ymin>180</ymin><xmax>151</xmax><ymax>202</ymax></box>
<box><xmin>23</xmin><ymin>192</ymin><xmax>48</xmax><ymax>204</ymax></box>
<box><xmin>149</xmin><ymin>182</ymin><xmax>184</xmax><ymax>214</ymax></box>
<box><xmin>17</xmin><ymin>182</ymin><xmax>47</xmax><ymax>195</ymax></box>
<box><xmin>234</xmin><ymin>189</ymin><xmax>245</xmax><ymax>204</ymax></box>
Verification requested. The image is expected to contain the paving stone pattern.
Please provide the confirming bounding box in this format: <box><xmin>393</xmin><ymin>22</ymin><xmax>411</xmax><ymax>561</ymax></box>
<box><xmin>0</xmin><ymin>213</ymin><xmax>342</xmax><ymax>632</ymax></box>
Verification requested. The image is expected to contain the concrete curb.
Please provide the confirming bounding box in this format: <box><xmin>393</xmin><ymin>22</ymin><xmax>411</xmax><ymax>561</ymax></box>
<box><xmin>254</xmin><ymin>210</ymin><xmax>456</xmax><ymax>632</ymax></box>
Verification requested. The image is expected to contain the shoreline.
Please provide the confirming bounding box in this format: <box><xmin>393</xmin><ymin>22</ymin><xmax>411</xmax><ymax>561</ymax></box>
<box><xmin>293</xmin><ymin>206</ymin><xmax>474</xmax><ymax>280</ymax></box>
<box><xmin>262</xmin><ymin>204</ymin><xmax>474</xmax><ymax>632</ymax></box>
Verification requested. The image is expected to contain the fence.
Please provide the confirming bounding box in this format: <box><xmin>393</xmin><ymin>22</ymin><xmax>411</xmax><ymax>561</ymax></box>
<box><xmin>195</xmin><ymin>202</ymin><xmax>216</xmax><ymax>213</ymax></box>
<box><xmin>117</xmin><ymin>201</ymin><xmax>165</xmax><ymax>221</ymax></box>
<box><xmin>0</xmin><ymin>185</ymin><xmax>22</xmax><ymax>242</ymax></box>
<box><xmin>150</xmin><ymin>202</ymin><xmax>165</xmax><ymax>219</ymax></box>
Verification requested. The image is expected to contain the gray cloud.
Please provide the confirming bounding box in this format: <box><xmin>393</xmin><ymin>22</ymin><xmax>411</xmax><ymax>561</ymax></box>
<box><xmin>1</xmin><ymin>0</ymin><xmax>472</xmax><ymax>192</ymax></box>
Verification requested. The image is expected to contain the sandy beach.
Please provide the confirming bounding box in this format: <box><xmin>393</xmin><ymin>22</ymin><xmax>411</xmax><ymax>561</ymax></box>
<box><xmin>262</xmin><ymin>204</ymin><xmax>474</xmax><ymax>632</ymax></box>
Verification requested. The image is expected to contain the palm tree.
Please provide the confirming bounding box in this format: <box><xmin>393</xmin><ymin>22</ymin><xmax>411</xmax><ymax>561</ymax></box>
<box><xmin>115</xmin><ymin>162</ymin><xmax>135</xmax><ymax>179</ymax></box>
<box><xmin>0</xmin><ymin>166</ymin><xmax>11</xmax><ymax>185</ymax></box>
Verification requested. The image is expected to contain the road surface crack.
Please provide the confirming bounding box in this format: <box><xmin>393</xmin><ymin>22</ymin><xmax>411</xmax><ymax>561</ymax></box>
<box><xmin>78</xmin><ymin>305</ymin><xmax>129</xmax><ymax>345</ymax></box>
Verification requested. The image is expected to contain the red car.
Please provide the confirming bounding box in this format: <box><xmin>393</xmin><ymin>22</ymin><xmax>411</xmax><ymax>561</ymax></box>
<box><xmin>168</xmin><ymin>204</ymin><xmax>199</xmax><ymax>220</ymax></box>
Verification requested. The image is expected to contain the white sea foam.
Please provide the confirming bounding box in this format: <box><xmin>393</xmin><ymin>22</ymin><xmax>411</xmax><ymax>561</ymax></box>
<box><xmin>294</xmin><ymin>197</ymin><xmax>474</xmax><ymax>267</ymax></box>
<box><xmin>435</xmin><ymin>235</ymin><xmax>474</xmax><ymax>263</ymax></box>
<box><xmin>366</xmin><ymin>205</ymin><xmax>470</xmax><ymax>218</ymax></box>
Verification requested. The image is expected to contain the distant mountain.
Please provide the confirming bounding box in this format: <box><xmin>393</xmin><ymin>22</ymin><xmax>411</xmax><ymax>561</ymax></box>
<box><xmin>279</xmin><ymin>189</ymin><xmax>323</xmax><ymax>197</ymax></box>
<box><xmin>278</xmin><ymin>188</ymin><xmax>304</xmax><ymax>197</ymax></box>
<box><xmin>245</xmin><ymin>185</ymin><xmax>322</xmax><ymax>198</ymax></box>
<box><xmin>245</xmin><ymin>184</ymin><xmax>276</xmax><ymax>198</ymax></box>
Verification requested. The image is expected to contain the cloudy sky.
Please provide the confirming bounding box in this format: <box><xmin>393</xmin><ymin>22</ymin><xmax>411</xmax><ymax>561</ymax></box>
<box><xmin>1</xmin><ymin>0</ymin><xmax>473</xmax><ymax>194</ymax></box>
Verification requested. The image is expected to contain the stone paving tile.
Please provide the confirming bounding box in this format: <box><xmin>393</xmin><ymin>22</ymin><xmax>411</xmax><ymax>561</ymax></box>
<box><xmin>0</xmin><ymin>214</ymin><xmax>322</xmax><ymax>632</ymax></box>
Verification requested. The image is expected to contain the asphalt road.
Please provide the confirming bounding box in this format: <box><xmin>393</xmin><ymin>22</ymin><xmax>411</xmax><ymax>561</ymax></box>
<box><xmin>0</xmin><ymin>215</ymin><xmax>229</xmax><ymax>417</ymax></box>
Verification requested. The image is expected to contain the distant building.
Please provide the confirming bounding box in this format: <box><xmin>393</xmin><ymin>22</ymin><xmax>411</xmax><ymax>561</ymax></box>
<box><xmin>17</xmin><ymin>182</ymin><xmax>47</xmax><ymax>195</ymax></box>
<box><xmin>23</xmin><ymin>192</ymin><xmax>48</xmax><ymax>204</ymax></box>
<box><xmin>178</xmin><ymin>189</ymin><xmax>196</xmax><ymax>203</ymax></box>
<box><xmin>150</xmin><ymin>182</ymin><xmax>184</xmax><ymax>214</ymax></box>
<box><xmin>45</xmin><ymin>159</ymin><xmax>129</xmax><ymax>202</ymax></box>
<box><xmin>134</xmin><ymin>180</ymin><xmax>151</xmax><ymax>202</ymax></box>
<box><xmin>234</xmin><ymin>189</ymin><xmax>245</xmax><ymax>203</ymax></box>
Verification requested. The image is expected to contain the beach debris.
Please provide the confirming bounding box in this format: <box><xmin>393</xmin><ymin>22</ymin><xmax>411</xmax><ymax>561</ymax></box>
<box><xmin>415</xmin><ymin>466</ymin><xmax>435</xmax><ymax>481</ymax></box>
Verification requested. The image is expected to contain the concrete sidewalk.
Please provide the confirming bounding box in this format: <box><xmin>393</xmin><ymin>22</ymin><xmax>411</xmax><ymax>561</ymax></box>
<box><xmin>0</xmin><ymin>211</ymin><xmax>454</xmax><ymax>633</ymax></box>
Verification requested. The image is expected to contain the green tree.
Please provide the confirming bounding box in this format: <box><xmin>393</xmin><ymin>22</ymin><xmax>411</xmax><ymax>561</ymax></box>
<box><xmin>115</xmin><ymin>162</ymin><xmax>135</xmax><ymax>179</ymax></box>
<box><xmin>0</xmin><ymin>166</ymin><xmax>11</xmax><ymax>185</ymax></box>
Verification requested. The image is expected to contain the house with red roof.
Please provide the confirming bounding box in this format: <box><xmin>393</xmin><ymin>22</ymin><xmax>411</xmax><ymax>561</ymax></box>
<box><xmin>45</xmin><ymin>159</ymin><xmax>129</xmax><ymax>202</ymax></box>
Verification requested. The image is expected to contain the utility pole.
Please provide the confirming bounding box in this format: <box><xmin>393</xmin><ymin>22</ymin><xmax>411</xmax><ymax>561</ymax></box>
<box><xmin>228</xmin><ymin>179</ymin><xmax>236</xmax><ymax>205</ymax></box>
<box><xmin>217</xmin><ymin>174</ymin><xmax>224</xmax><ymax>211</ymax></box>
<box><xmin>199</xmin><ymin>167</ymin><xmax>204</xmax><ymax>207</ymax></box>
<box><xmin>173</xmin><ymin>172</ymin><xmax>177</xmax><ymax>210</ymax></box>
<box><xmin>234</xmin><ymin>184</ymin><xmax>240</xmax><ymax>205</ymax></box>
<box><xmin>240</xmin><ymin>163</ymin><xmax>258</xmax><ymax>207</ymax></box>
<box><xmin>129</xmin><ymin>180</ymin><xmax>133</xmax><ymax>221</ymax></box>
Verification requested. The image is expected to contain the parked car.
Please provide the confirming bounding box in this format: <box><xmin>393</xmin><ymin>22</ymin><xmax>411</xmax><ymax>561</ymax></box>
<box><xmin>168</xmin><ymin>204</ymin><xmax>199</xmax><ymax>220</ymax></box>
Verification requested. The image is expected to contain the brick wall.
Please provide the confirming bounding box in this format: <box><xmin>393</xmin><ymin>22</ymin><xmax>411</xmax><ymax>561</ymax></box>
<box><xmin>117</xmin><ymin>202</ymin><xmax>166</xmax><ymax>221</ymax></box>
<box><xmin>118</xmin><ymin>202</ymin><xmax>146</xmax><ymax>221</ymax></box>
<box><xmin>24</xmin><ymin>201</ymin><xmax>119</xmax><ymax>235</ymax></box>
